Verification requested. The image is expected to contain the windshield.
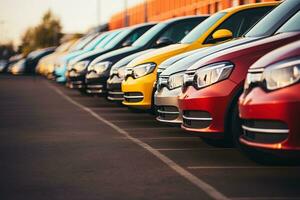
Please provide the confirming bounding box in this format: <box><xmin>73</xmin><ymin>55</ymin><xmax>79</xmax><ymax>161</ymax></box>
<box><xmin>132</xmin><ymin>23</ymin><xmax>167</xmax><ymax>47</ymax></box>
<box><xmin>276</xmin><ymin>11</ymin><xmax>300</xmax><ymax>34</ymax></box>
<box><xmin>103</xmin><ymin>29</ymin><xmax>132</xmax><ymax>49</ymax></box>
<box><xmin>70</xmin><ymin>35</ymin><xmax>95</xmax><ymax>51</ymax></box>
<box><xmin>245</xmin><ymin>1</ymin><xmax>298</xmax><ymax>37</ymax></box>
<box><xmin>83</xmin><ymin>33</ymin><xmax>108</xmax><ymax>50</ymax></box>
<box><xmin>95</xmin><ymin>30</ymin><xmax>121</xmax><ymax>49</ymax></box>
<box><xmin>180</xmin><ymin>12</ymin><xmax>227</xmax><ymax>44</ymax></box>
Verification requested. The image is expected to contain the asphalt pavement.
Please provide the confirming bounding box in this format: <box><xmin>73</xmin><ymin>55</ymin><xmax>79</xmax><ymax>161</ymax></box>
<box><xmin>0</xmin><ymin>75</ymin><xmax>300</xmax><ymax>200</ymax></box>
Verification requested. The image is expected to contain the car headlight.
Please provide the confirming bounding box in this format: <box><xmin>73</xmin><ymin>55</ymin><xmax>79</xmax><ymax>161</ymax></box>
<box><xmin>132</xmin><ymin>63</ymin><xmax>156</xmax><ymax>79</ymax></box>
<box><xmin>263</xmin><ymin>60</ymin><xmax>300</xmax><ymax>90</ymax></box>
<box><xmin>88</xmin><ymin>61</ymin><xmax>111</xmax><ymax>74</ymax></box>
<box><xmin>168</xmin><ymin>72</ymin><xmax>184</xmax><ymax>90</ymax></box>
<box><xmin>110</xmin><ymin>66</ymin><xmax>118</xmax><ymax>77</ymax></box>
<box><xmin>117</xmin><ymin>66</ymin><xmax>126</xmax><ymax>79</ymax></box>
<box><xmin>194</xmin><ymin>62</ymin><xmax>234</xmax><ymax>89</ymax></box>
<box><xmin>74</xmin><ymin>61</ymin><xmax>89</xmax><ymax>72</ymax></box>
<box><xmin>244</xmin><ymin>69</ymin><xmax>264</xmax><ymax>90</ymax></box>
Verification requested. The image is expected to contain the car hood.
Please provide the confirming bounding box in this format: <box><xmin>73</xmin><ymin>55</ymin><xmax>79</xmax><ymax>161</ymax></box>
<box><xmin>158</xmin><ymin>48</ymin><xmax>204</xmax><ymax>72</ymax></box>
<box><xmin>127</xmin><ymin>43</ymin><xmax>190</xmax><ymax>68</ymax></box>
<box><xmin>90</xmin><ymin>46</ymin><xmax>140</xmax><ymax>66</ymax></box>
<box><xmin>70</xmin><ymin>48</ymin><xmax>107</xmax><ymax>63</ymax></box>
<box><xmin>61</xmin><ymin>49</ymin><xmax>88</xmax><ymax>63</ymax></box>
<box><xmin>161</xmin><ymin>37</ymin><xmax>258</xmax><ymax>76</ymax></box>
<box><xmin>111</xmin><ymin>49</ymin><xmax>155</xmax><ymax>71</ymax></box>
<box><xmin>250</xmin><ymin>40</ymin><xmax>300</xmax><ymax>70</ymax></box>
<box><xmin>187</xmin><ymin>32</ymin><xmax>300</xmax><ymax>72</ymax></box>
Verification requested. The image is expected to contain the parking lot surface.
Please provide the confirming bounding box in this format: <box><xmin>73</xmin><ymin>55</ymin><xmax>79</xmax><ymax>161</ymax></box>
<box><xmin>1</xmin><ymin>75</ymin><xmax>300</xmax><ymax>200</ymax></box>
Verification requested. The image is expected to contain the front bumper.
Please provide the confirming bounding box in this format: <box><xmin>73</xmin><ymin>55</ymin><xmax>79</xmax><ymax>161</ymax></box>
<box><xmin>239</xmin><ymin>85</ymin><xmax>300</xmax><ymax>151</ymax></box>
<box><xmin>54</xmin><ymin>65</ymin><xmax>67</xmax><ymax>83</ymax></box>
<box><xmin>85</xmin><ymin>73</ymin><xmax>108</xmax><ymax>94</ymax></box>
<box><xmin>67</xmin><ymin>72</ymin><xmax>86</xmax><ymax>89</ymax></box>
<box><xmin>122</xmin><ymin>74</ymin><xmax>155</xmax><ymax>110</ymax></box>
<box><xmin>178</xmin><ymin>79</ymin><xmax>237</xmax><ymax>135</ymax></box>
<box><xmin>154</xmin><ymin>87</ymin><xmax>182</xmax><ymax>124</ymax></box>
<box><xmin>107</xmin><ymin>76</ymin><xmax>124</xmax><ymax>101</ymax></box>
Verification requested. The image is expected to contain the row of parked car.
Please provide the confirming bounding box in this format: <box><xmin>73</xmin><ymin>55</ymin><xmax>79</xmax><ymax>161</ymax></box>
<box><xmin>34</xmin><ymin>0</ymin><xmax>299</xmax><ymax>163</ymax></box>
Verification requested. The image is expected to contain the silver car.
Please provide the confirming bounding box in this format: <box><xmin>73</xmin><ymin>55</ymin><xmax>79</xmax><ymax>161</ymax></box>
<box><xmin>154</xmin><ymin>36</ymin><xmax>265</xmax><ymax>124</ymax></box>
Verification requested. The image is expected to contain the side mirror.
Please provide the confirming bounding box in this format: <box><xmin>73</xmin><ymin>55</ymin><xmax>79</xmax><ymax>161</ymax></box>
<box><xmin>155</xmin><ymin>37</ymin><xmax>174</xmax><ymax>48</ymax></box>
<box><xmin>212</xmin><ymin>29</ymin><xmax>233</xmax><ymax>43</ymax></box>
<box><xmin>122</xmin><ymin>40</ymin><xmax>133</xmax><ymax>47</ymax></box>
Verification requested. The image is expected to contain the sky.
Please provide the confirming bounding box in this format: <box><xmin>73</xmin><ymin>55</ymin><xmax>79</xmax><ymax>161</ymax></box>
<box><xmin>0</xmin><ymin>0</ymin><xmax>143</xmax><ymax>46</ymax></box>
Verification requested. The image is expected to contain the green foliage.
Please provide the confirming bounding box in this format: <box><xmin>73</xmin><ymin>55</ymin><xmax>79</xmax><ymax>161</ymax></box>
<box><xmin>20</xmin><ymin>10</ymin><xmax>62</xmax><ymax>56</ymax></box>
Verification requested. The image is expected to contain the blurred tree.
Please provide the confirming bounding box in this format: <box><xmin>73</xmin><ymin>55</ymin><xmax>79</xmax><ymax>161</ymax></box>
<box><xmin>20</xmin><ymin>10</ymin><xmax>62</xmax><ymax>56</ymax></box>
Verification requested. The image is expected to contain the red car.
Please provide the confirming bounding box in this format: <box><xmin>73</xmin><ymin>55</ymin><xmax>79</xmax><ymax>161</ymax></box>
<box><xmin>178</xmin><ymin>12</ymin><xmax>300</xmax><ymax>146</ymax></box>
<box><xmin>239</xmin><ymin>40</ymin><xmax>300</xmax><ymax>156</ymax></box>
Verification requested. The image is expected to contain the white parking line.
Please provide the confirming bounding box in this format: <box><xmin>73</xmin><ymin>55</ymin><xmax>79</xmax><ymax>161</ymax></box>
<box><xmin>47</xmin><ymin>82</ymin><xmax>230</xmax><ymax>200</ymax></box>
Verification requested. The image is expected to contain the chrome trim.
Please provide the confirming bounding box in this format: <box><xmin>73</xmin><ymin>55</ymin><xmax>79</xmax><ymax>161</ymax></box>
<box><xmin>182</xmin><ymin>115</ymin><xmax>212</xmax><ymax>121</ymax></box>
<box><xmin>107</xmin><ymin>96</ymin><xmax>124</xmax><ymax>101</ymax></box>
<box><xmin>87</xmin><ymin>85</ymin><xmax>103</xmax><ymax>89</ymax></box>
<box><xmin>157</xmin><ymin>109</ymin><xmax>179</xmax><ymax>115</ymax></box>
<box><xmin>86</xmin><ymin>89</ymin><xmax>103</xmax><ymax>94</ymax></box>
<box><xmin>156</xmin><ymin>116</ymin><xmax>182</xmax><ymax>124</ymax></box>
<box><xmin>248</xmin><ymin>68</ymin><xmax>264</xmax><ymax>73</ymax></box>
<box><xmin>108</xmin><ymin>91</ymin><xmax>124</xmax><ymax>95</ymax></box>
<box><xmin>70</xmin><ymin>84</ymin><xmax>83</xmax><ymax>89</ymax></box>
<box><xmin>124</xmin><ymin>95</ymin><xmax>144</xmax><ymax>99</ymax></box>
<box><xmin>70</xmin><ymin>81</ymin><xmax>83</xmax><ymax>84</ymax></box>
<box><xmin>242</xmin><ymin>125</ymin><xmax>289</xmax><ymax>134</ymax></box>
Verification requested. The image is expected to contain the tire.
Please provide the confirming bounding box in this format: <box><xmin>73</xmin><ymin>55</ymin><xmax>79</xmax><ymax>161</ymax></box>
<box><xmin>228</xmin><ymin>103</ymin><xmax>243</xmax><ymax>147</ymax></box>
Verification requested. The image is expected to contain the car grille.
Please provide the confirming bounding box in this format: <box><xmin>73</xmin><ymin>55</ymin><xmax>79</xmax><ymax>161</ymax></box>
<box><xmin>241</xmin><ymin>120</ymin><xmax>289</xmax><ymax>144</ymax></box>
<box><xmin>182</xmin><ymin>110</ymin><xmax>212</xmax><ymax>129</ymax></box>
<box><xmin>108</xmin><ymin>89</ymin><xmax>124</xmax><ymax>101</ymax></box>
<box><xmin>124</xmin><ymin>92</ymin><xmax>144</xmax><ymax>103</ymax></box>
<box><xmin>157</xmin><ymin>106</ymin><xmax>179</xmax><ymax>121</ymax></box>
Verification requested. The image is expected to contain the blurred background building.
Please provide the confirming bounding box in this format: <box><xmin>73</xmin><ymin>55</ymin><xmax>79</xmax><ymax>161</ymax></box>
<box><xmin>109</xmin><ymin>0</ymin><xmax>276</xmax><ymax>29</ymax></box>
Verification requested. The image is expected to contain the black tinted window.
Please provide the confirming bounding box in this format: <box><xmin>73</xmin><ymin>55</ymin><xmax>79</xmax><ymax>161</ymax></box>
<box><xmin>205</xmin><ymin>6</ymin><xmax>274</xmax><ymax>43</ymax></box>
<box><xmin>246</xmin><ymin>1</ymin><xmax>300</xmax><ymax>37</ymax></box>
<box><xmin>157</xmin><ymin>20</ymin><xmax>201</xmax><ymax>44</ymax></box>
<box><xmin>123</xmin><ymin>26</ymin><xmax>152</xmax><ymax>46</ymax></box>
<box><xmin>276</xmin><ymin>11</ymin><xmax>300</xmax><ymax>34</ymax></box>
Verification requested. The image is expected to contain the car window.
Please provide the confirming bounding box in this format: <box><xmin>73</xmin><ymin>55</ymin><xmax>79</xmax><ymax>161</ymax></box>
<box><xmin>276</xmin><ymin>11</ymin><xmax>300</xmax><ymax>34</ymax></box>
<box><xmin>180</xmin><ymin>12</ymin><xmax>227</xmax><ymax>44</ymax></box>
<box><xmin>204</xmin><ymin>6</ymin><xmax>274</xmax><ymax>44</ymax></box>
<box><xmin>95</xmin><ymin>31</ymin><xmax>121</xmax><ymax>49</ymax></box>
<box><xmin>158</xmin><ymin>20</ymin><xmax>202</xmax><ymax>44</ymax></box>
<box><xmin>83</xmin><ymin>33</ymin><xmax>109</xmax><ymax>50</ymax></box>
<box><xmin>245</xmin><ymin>0</ymin><xmax>299</xmax><ymax>37</ymax></box>
<box><xmin>132</xmin><ymin>23</ymin><xmax>167</xmax><ymax>47</ymax></box>
<box><xmin>76</xmin><ymin>34</ymin><xmax>98</xmax><ymax>50</ymax></box>
<box><xmin>103</xmin><ymin>29</ymin><xmax>132</xmax><ymax>49</ymax></box>
<box><xmin>122</xmin><ymin>26</ymin><xmax>152</xmax><ymax>46</ymax></box>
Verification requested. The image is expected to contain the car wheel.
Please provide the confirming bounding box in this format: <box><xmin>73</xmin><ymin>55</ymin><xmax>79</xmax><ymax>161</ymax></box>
<box><xmin>228</xmin><ymin>103</ymin><xmax>243</xmax><ymax>147</ymax></box>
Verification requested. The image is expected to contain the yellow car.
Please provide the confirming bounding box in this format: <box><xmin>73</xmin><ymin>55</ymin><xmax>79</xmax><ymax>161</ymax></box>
<box><xmin>122</xmin><ymin>2</ymin><xmax>278</xmax><ymax>109</ymax></box>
